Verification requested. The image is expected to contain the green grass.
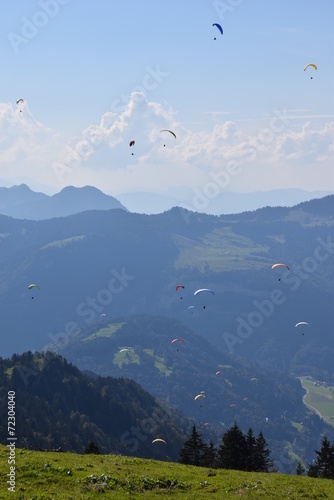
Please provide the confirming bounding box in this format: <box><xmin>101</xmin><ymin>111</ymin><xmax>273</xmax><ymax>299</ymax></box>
<box><xmin>141</xmin><ymin>350</ymin><xmax>173</xmax><ymax>376</ymax></box>
<box><xmin>299</xmin><ymin>376</ymin><xmax>334</xmax><ymax>427</ymax></box>
<box><xmin>82</xmin><ymin>322</ymin><xmax>125</xmax><ymax>342</ymax></box>
<box><xmin>113</xmin><ymin>349</ymin><xmax>140</xmax><ymax>368</ymax></box>
<box><xmin>173</xmin><ymin>228</ymin><xmax>270</xmax><ymax>272</ymax></box>
<box><xmin>1</xmin><ymin>445</ymin><xmax>333</xmax><ymax>499</ymax></box>
<box><xmin>154</xmin><ymin>355</ymin><xmax>172</xmax><ymax>377</ymax></box>
<box><xmin>41</xmin><ymin>235</ymin><xmax>87</xmax><ymax>249</ymax></box>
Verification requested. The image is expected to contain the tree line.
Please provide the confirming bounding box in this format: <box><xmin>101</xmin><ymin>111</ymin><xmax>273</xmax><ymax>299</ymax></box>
<box><xmin>179</xmin><ymin>423</ymin><xmax>274</xmax><ymax>472</ymax></box>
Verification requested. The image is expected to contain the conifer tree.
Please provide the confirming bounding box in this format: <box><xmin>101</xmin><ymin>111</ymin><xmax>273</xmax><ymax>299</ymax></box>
<box><xmin>296</xmin><ymin>459</ymin><xmax>305</xmax><ymax>476</ymax></box>
<box><xmin>179</xmin><ymin>424</ymin><xmax>207</xmax><ymax>466</ymax></box>
<box><xmin>217</xmin><ymin>422</ymin><xmax>247</xmax><ymax>470</ymax></box>
<box><xmin>307</xmin><ymin>435</ymin><xmax>334</xmax><ymax>479</ymax></box>
<box><xmin>202</xmin><ymin>439</ymin><xmax>217</xmax><ymax>468</ymax></box>
<box><xmin>254</xmin><ymin>431</ymin><xmax>274</xmax><ymax>472</ymax></box>
<box><xmin>245</xmin><ymin>427</ymin><xmax>257</xmax><ymax>471</ymax></box>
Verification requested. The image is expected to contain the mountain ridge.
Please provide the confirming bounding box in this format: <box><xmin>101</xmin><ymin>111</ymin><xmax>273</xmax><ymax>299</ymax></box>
<box><xmin>0</xmin><ymin>184</ymin><xmax>127</xmax><ymax>219</ymax></box>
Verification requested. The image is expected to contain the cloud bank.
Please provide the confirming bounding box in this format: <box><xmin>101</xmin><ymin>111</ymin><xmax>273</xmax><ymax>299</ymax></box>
<box><xmin>0</xmin><ymin>93</ymin><xmax>333</xmax><ymax>195</ymax></box>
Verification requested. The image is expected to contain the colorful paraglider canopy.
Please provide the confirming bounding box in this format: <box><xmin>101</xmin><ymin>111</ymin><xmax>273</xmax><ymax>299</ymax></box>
<box><xmin>176</xmin><ymin>285</ymin><xmax>184</xmax><ymax>291</ymax></box>
<box><xmin>129</xmin><ymin>140</ymin><xmax>135</xmax><ymax>147</ymax></box>
<box><xmin>304</xmin><ymin>64</ymin><xmax>317</xmax><ymax>71</ymax></box>
<box><xmin>152</xmin><ymin>438</ymin><xmax>167</xmax><ymax>445</ymax></box>
<box><xmin>271</xmin><ymin>263</ymin><xmax>290</xmax><ymax>271</ymax></box>
<box><xmin>212</xmin><ymin>23</ymin><xmax>223</xmax><ymax>35</ymax></box>
<box><xmin>171</xmin><ymin>338</ymin><xmax>183</xmax><ymax>344</ymax></box>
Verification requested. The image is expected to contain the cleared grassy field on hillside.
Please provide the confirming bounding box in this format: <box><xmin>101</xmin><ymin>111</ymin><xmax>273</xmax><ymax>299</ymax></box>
<box><xmin>1</xmin><ymin>445</ymin><xmax>333</xmax><ymax>499</ymax></box>
<box><xmin>299</xmin><ymin>376</ymin><xmax>334</xmax><ymax>428</ymax></box>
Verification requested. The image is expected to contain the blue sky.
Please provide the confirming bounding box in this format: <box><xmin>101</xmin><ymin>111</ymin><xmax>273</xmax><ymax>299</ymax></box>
<box><xmin>0</xmin><ymin>0</ymin><xmax>333</xmax><ymax>204</ymax></box>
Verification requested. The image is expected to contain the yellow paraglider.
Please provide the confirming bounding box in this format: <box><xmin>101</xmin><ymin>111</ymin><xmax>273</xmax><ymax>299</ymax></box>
<box><xmin>304</xmin><ymin>64</ymin><xmax>317</xmax><ymax>79</ymax></box>
<box><xmin>304</xmin><ymin>64</ymin><xmax>317</xmax><ymax>72</ymax></box>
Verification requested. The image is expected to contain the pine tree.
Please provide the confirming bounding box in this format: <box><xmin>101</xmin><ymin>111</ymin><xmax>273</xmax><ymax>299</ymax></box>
<box><xmin>245</xmin><ymin>428</ymin><xmax>257</xmax><ymax>471</ymax></box>
<box><xmin>217</xmin><ymin>422</ymin><xmax>247</xmax><ymax>470</ymax></box>
<box><xmin>84</xmin><ymin>441</ymin><xmax>101</xmax><ymax>454</ymax></box>
<box><xmin>307</xmin><ymin>435</ymin><xmax>334</xmax><ymax>479</ymax></box>
<box><xmin>296</xmin><ymin>459</ymin><xmax>305</xmax><ymax>476</ymax></box>
<box><xmin>254</xmin><ymin>431</ymin><xmax>274</xmax><ymax>472</ymax></box>
<box><xmin>179</xmin><ymin>425</ymin><xmax>207</xmax><ymax>466</ymax></box>
<box><xmin>202</xmin><ymin>439</ymin><xmax>217</xmax><ymax>468</ymax></box>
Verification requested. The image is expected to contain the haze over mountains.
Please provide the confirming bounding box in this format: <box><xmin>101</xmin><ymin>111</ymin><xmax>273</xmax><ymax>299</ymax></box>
<box><xmin>0</xmin><ymin>188</ymin><xmax>333</xmax><ymax>473</ymax></box>
<box><xmin>0</xmin><ymin>184</ymin><xmax>333</xmax><ymax>219</ymax></box>
<box><xmin>116</xmin><ymin>187</ymin><xmax>334</xmax><ymax>215</ymax></box>
<box><xmin>0</xmin><ymin>184</ymin><xmax>127</xmax><ymax>220</ymax></box>
<box><xmin>0</xmin><ymin>194</ymin><xmax>333</xmax><ymax>375</ymax></box>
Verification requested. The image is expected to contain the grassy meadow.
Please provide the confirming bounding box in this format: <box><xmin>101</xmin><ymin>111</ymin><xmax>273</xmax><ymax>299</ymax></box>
<box><xmin>1</xmin><ymin>444</ymin><xmax>333</xmax><ymax>499</ymax></box>
<box><xmin>299</xmin><ymin>376</ymin><xmax>334</xmax><ymax>428</ymax></box>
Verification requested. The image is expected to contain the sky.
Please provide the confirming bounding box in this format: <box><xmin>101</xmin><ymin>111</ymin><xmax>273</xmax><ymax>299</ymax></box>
<box><xmin>0</xmin><ymin>0</ymin><xmax>333</xmax><ymax>207</ymax></box>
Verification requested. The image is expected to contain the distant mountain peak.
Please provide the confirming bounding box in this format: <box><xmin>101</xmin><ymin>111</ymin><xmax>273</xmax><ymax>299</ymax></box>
<box><xmin>0</xmin><ymin>184</ymin><xmax>128</xmax><ymax>220</ymax></box>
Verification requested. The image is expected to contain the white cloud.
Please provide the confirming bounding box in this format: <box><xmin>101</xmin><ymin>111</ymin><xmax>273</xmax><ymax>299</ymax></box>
<box><xmin>0</xmin><ymin>100</ymin><xmax>61</xmax><ymax>187</ymax></box>
<box><xmin>0</xmin><ymin>94</ymin><xmax>333</xmax><ymax>195</ymax></box>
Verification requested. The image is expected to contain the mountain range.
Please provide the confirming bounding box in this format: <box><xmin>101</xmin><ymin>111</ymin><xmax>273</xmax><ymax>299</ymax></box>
<box><xmin>0</xmin><ymin>184</ymin><xmax>333</xmax><ymax>218</ymax></box>
<box><xmin>59</xmin><ymin>313</ymin><xmax>334</xmax><ymax>473</ymax></box>
<box><xmin>116</xmin><ymin>187</ymin><xmax>334</xmax><ymax>215</ymax></box>
<box><xmin>1</xmin><ymin>195</ymin><xmax>333</xmax><ymax>371</ymax></box>
<box><xmin>0</xmin><ymin>184</ymin><xmax>127</xmax><ymax>219</ymax></box>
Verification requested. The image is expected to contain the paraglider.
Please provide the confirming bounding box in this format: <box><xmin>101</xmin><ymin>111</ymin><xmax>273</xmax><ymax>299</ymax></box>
<box><xmin>212</xmin><ymin>23</ymin><xmax>223</xmax><ymax>40</ymax></box>
<box><xmin>129</xmin><ymin>140</ymin><xmax>135</xmax><ymax>155</ymax></box>
<box><xmin>171</xmin><ymin>338</ymin><xmax>183</xmax><ymax>345</ymax></box>
<box><xmin>119</xmin><ymin>347</ymin><xmax>132</xmax><ymax>353</ymax></box>
<box><xmin>295</xmin><ymin>322</ymin><xmax>309</xmax><ymax>335</ymax></box>
<box><xmin>194</xmin><ymin>288</ymin><xmax>214</xmax><ymax>296</ymax></box>
<box><xmin>271</xmin><ymin>263</ymin><xmax>290</xmax><ymax>281</ymax></box>
<box><xmin>171</xmin><ymin>338</ymin><xmax>183</xmax><ymax>351</ymax></box>
<box><xmin>304</xmin><ymin>64</ymin><xmax>317</xmax><ymax>79</ymax></box>
<box><xmin>152</xmin><ymin>438</ymin><xmax>167</xmax><ymax>445</ymax></box>
<box><xmin>194</xmin><ymin>394</ymin><xmax>206</xmax><ymax>401</ymax></box>
<box><xmin>271</xmin><ymin>263</ymin><xmax>290</xmax><ymax>271</ymax></box>
<box><xmin>160</xmin><ymin>129</ymin><xmax>176</xmax><ymax>147</ymax></box>
<box><xmin>28</xmin><ymin>283</ymin><xmax>40</xmax><ymax>299</ymax></box>
<box><xmin>194</xmin><ymin>288</ymin><xmax>214</xmax><ymax>309</ymax></box>
<box><xmin>176</xmin><ymin>284</ymin><xmax>184</xmax><ymax>299</ymax></box>
<box><xmin>16</xmin><ymin>98</ymin><xmax>24</xmax><ymax>112</ymax></box>
<box><xmin>195</xmin><ymin>393</ymin><xmax>206</xmax><ymax>408</ymax></box>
